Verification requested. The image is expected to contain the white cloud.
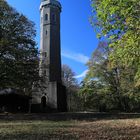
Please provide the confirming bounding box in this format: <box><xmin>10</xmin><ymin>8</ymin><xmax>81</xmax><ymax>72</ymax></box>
<box><xmin>74</xmin><ymin>70</ymin><xmax>89</xmax><ymax>79</ymax></box>
<box><xmin>62</xmin><ymin>50</ymin><xmax>89</xmax><ymax>64</ymax></box>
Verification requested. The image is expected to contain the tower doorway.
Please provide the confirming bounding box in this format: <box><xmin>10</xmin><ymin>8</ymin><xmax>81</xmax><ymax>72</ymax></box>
<box><xmin>41</xmin><ymin>96</ymin><xmax>46</xmax><ymax>108</ymax></box>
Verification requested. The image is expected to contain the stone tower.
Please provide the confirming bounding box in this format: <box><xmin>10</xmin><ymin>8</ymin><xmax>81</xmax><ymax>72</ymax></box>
<box><xmin>31</xmin><ymin>0</ymin><xmax>67</xmax><ymax>112</ymax></box>
<box><xmin>40</xmin><ymin>0</ymin><xmax>62</xmax><ymax>83</ymax></box>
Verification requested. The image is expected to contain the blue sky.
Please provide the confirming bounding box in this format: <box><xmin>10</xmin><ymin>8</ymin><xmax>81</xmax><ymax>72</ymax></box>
<box><xmin>6</xmin><ymin>0</ymin><xmax>98</xmax><ymax>81</ymax></box>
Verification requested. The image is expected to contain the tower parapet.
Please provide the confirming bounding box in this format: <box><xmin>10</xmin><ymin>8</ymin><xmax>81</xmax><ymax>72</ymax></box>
<box><xmin>40</xmin><ymin>0</ymin><xmax>61</xmax><ymax>11</ymax></box>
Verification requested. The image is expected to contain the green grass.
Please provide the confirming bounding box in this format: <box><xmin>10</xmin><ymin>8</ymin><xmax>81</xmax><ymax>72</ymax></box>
<box><xmin>0</xmin><ymin>118</ymin><xmax>140</xmax><ymax>140</ymax></box>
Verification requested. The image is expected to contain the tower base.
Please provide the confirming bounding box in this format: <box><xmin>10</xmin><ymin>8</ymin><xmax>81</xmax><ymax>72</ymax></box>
<box><xmin>48</xmin><ymin>82</ymin><xmax>67</xmax><ymax>112</ymax></box>
<box><xmin>31</xmin><ymin>82</ymin><xmax>67</xmax><ymax>112</ymax></box>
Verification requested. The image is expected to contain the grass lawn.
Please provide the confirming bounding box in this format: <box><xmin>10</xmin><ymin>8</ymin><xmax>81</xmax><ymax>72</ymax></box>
<box><xmin>0</xmin><ymin>113</ymin><xmax>140</xmax><ymax>140</ymax></box>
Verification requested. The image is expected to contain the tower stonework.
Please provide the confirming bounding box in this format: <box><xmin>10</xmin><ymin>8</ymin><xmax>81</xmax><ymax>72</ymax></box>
<box><xmin>32</xmin><ymin>0</ymin><xmax>67</xmax><ymax>112</ymax></box>
<box><xmin>40</xmin><ymin>0</ymin><xmax>62</xmax><ymax>82</ymax></box>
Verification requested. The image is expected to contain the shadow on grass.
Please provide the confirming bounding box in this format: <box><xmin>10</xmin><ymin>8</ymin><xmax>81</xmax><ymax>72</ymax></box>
<box><xmin>0</xmin><ymin>112</ymin><xmax>140</xmax><ymax>121</ymax></box>
<box><xmin>0</xmin><ymin>133</ymin><xmax>79</xmax><ymax>140</ymax></box>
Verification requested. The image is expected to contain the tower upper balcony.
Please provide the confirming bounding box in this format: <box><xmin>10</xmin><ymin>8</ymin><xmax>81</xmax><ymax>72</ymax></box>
<box><xmin>40</xmin><ymin>0</ymin><xmax>61</xmax><ymax>11</ymax></box>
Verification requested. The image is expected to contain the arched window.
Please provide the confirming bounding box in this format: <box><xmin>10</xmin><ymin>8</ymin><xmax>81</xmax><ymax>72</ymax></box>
<box><xmin>45</xmin><ymin>14</ymin><xmax>48</xmax><ymax>20</ymax></box>
<box><xmin>44</xmin><ymin>52</ymin><xmax>47</xmax><ymax>57</ymax></box>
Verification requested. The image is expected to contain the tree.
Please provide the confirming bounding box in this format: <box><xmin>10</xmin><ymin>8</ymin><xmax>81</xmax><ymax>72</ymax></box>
<box><xmin>62</xmin><ymin>64</ymin><xmax>81</xmax><ymax>111</ymax></box>
<box><xmin>0</xmin><ymin>0</ymin><xmax>40</xmax><ymax>95</ymax></box>
<box><xmin>62</xmin><ymin>64</ymin><xmax>78</xmax><ymax>88</ymax></box>
<box><xmin>91</xmin><ymin>0</ymin><xmax>140</xmax><ymax>86</ymax></box>
<box><xmin>80</xmin><ymin>41</ymin><xmax>140</xmax><ymax>112</ymax></box>
<box><xmin>81</xmin><ymin>42</ymin><xmax>119</xmax><ymax>111</ymax></box>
